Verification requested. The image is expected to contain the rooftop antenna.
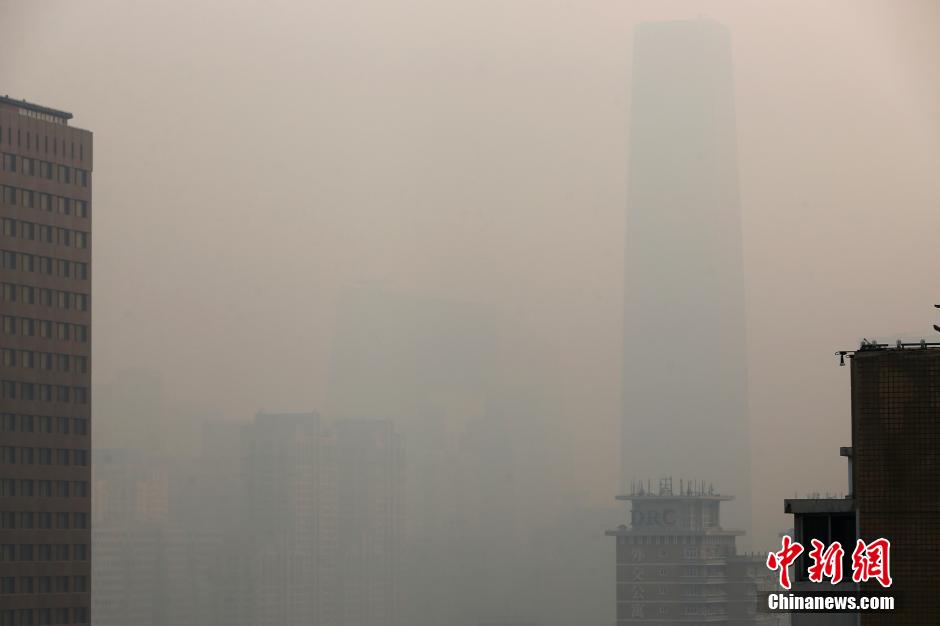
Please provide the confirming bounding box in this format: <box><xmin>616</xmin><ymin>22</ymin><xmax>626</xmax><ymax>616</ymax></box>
<box><xmin>934</xmin><ymin>304</ymin><xmax>940</xmax><ymax>333</ymax></box>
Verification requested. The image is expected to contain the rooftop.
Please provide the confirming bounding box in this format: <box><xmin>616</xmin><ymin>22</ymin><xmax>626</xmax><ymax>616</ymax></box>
<box><xmin>616</xmin><ymin>493</ymin><xmax>733</xmax><ymax>502</ymax></box>
<box><xmin>618</xmin><ymin>477</ymin><xmax>732</xmax><ymax>501</ymax></box>
<box><xmin>784</xmin><ymin>498</ymin><xmax>854</xmax><ymax>515</ymax></box>
<box><xmin>0</xmin><ymin>95</ymin><xmax>73</xmax><ymax>122</ymax></box>
<box><xmin>836</xmin><ymin>338</ymin><xmax>940</xmax><ymax>365</ymax></box>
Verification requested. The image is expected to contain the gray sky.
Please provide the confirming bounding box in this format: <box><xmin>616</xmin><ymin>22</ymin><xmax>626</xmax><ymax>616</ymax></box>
<box><xmin>3</xmin><ymin>0</ymin><xmax>939</xmax><ymax>548</ymax></box>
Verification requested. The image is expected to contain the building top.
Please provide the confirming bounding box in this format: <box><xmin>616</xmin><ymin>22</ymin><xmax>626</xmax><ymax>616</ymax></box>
<box><xmin>605</xmin><ymin>526</ymin><xmax>745</xmax><ymax>537</ymax></box>
<box><xmin>0</xmin><ymin>95</ymin><xmax>73</xmax><ymax>124</ymax></box>
<box><xmin>836</xmin><ymin>338</ymin><xmax>940</xmax><ymax>365</ymax></box>
<box><xmin>784</xmin><ymin>498</ymin><xmax>855</xmax><ymax>515</ymax></box>
<box><xmin>616</xmin><ymin>493</ymin><xmax>733</xmax><ymax>502</ymax></box>
<box><xmin>618</xmin><ymin>477</ymin><xmax>731</xmax><ymax>501</ymax></box>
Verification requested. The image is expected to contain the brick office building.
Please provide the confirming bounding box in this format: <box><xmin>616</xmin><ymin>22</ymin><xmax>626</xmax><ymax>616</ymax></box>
<box><xmin>0</xmin><ymin>96</ymin><xmax>93</xmax><ymax>626</ymax></box>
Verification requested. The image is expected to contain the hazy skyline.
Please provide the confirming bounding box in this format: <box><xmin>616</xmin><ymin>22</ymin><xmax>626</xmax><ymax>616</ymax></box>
<box><xmin>3</xmin><ymin>0</ymin><xmax>939</xmax><ymax>556</ymax></box>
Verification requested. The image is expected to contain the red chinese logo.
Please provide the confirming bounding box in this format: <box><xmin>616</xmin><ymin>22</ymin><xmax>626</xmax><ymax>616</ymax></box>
<box><xmin>851</xmin><ymin>538</ymin><xmax>893</xmax><ymax>588</ymax></box>
<box><xmin>766</xmin><ymin>535</ymin><xmax>804</xmax><ymax>590</ymax></box>
<box><xmin>767</xmin><ymin>536</ymin><xmax>892</xmax><ymax>589</ymax></box>
<box><xmin>807</xmin><ymin>539</ymin><xmax>845</xmax><ymax>584</ymax></box>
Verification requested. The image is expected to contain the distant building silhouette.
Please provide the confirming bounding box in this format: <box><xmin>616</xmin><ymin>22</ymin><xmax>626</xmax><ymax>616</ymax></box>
<box><xmin>92</xmin><ymin>411</ymin><xmax>405</xmax><ymax>626</ymax></box>
<box><xmin>244</xmin><ymin>412</ymin><xmax>338</xmax><ymax>626</ymax></box>
<box><xmin>325</xmin><ymin>285</ymin><xmax>591</xmax><ymax>625</ymax></box>
<box><xmin>92</xmin><ymin>448</ymin><xmax>219</xmax><ymax>626</ymax></box>
<box><xmin>622</xmin><ymin>21</ymin><xmax>751</xmax><ymax>533</ymax></box>
<box><xmin>335</xmin><ymin>418</ymin><xmax>403</xmax><ymax>626</ymax></box>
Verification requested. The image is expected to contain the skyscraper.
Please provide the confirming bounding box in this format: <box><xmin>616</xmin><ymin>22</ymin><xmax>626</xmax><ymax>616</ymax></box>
<box><xmin>622</xmin><ymin>21</ymin><xmax>751</xmax><ymax>532</ymax></box>
<box><xmin>0</xmin><ymin>96</ymin><xmax>93</xmax><ymax>626</ymax></box>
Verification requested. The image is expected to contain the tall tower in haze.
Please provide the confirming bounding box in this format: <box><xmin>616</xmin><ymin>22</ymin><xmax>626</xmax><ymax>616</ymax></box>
<box><xmin>622</xmin><ymin>21</ymin><xmax>751</xmax><ymax>532</ymax></box>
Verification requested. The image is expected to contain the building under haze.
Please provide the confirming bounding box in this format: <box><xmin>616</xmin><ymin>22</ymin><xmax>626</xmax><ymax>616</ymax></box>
<box><xmin>334</xmin><ymin>419</ymin><xmax>403</xmax><ymax>626</ymax></box>
<box><xmin>88</xmin><ymin>408</ymin><xmax>404</xmax><ymax>626</ymax></box>
<box><xmin>325</xmin><ymin>286</ymin><xmax>597</xmax><ymax>626</ymax></box>
<box><xmin>0</xmin><ymin>96</ymin><xmax>92</xmax><ymax>626</ymax></box>
<box><xmin>607</xmin><ymin>479</ymin><xmax>776</xmax><ymax>625</ymax></box>
<box><xmin>622</xmin><ymin>21</ymin><xmax>751</xmax><ymax>533</ymax></box>
<box><xmin>244</xmin><ymin>412</ymin><xmax>338</xmax><ymax>626</ymax></box>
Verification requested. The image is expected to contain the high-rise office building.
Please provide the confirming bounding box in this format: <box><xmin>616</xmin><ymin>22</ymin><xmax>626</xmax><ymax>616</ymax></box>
<box><xmin>622</xmin><ymin>21</ymin><xmax>751</xmax><ymax>533</ymax></box>
<box><xmin>0</xmin><ymin>97</ymin><xmax>93</xmax><ymax>626</ymax></box>
<box><xmin>607</xmin><ymin>479</ymin><xmax>775</xmax><ymax>625</ymax></box>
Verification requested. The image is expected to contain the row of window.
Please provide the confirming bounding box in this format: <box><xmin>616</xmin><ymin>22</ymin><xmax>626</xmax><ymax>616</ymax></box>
<box><xmin>0</xmin><ymin>511</ymin><xmax>89</xmax><ymax>530</ymax></box>
<box><xmin>0</xmin><ymin>480</ymin><xmax>89</xmax><ymax>498</ymax></box>
<box><xmin>618</xmin><ymin>534</ymin><xmax>732</xmax><ymax>545</ymax></box>
<box><xmin>1</xmin><ymin>283</ymin><xmax>90</xmax><ymax>312</ymax></box>
<box><xmin>2</xmin><ymin>120</ymin><xmax>86</xmax><ymax>160</ymax></box>
<box><xmin>1</xmin><ymin>349</ymin><xmax>89</xmax><ymax>373</ymax></box>
<box><xmin>0</xmin><ymin>543</ymin><xmax>89</xmax><ymax>561</ymax></box>
<box><xmin>0</xmin><ymin>447</ymin><xmax>89</xmax><ymax>467</ymax></box>
<box><xmin>16</xmin><ymin>107</ymin><xmax>68</xmax><ymax>126</ymax></box>
<box><xmin>0</xmin><ymin>186</ymin><xmax>89</xmax><ymax>218</ymax></box>
<box><xmin>0</xmin><ymin>250</ymin><xmax>89</xmax><ymax>280</ymax></box>
<box><xmin>1</xmin><ymin>154</ymin><xmax>88</xmax><ymax>187</ymax></box>
<box><xmin>1</xmin><ymin>575</ymin><xmax>89</xmax><ymax>594</ymax></box>
<box><xmin>1</xmin><ymin>316</ymin><xmax>89</xmax><ymax>342</ymax></box>
<box><xmin>0</xmin><ymin>606</ymin><xmax>89</xmax><ymax>626</ymax></box>
<box><xmin>1</xmin><ymin>219</ymin><xmax>89</xmax><ymax>249</ymax></box>
<box><xmin>0</xmin><ymin>414</ymin><xmax>89</xmax><ymax>436</ymax></box>
<box><xmin>0</xmin><ymin>283</ymin><xmax>89</xmax><ymax>311</ymax></box>
<box><xmin>0</xmin><ymin>381</ymin><xmax>89</xmax><ymax>404</ymax></box>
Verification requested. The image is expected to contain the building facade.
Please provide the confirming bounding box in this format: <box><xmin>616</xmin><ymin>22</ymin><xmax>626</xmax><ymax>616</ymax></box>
<box><xmin>607</xmin><ymin>480</ymin><xmax>776</xmax><ymax>625</ymax></box>
<box><xmin>849</xmin><ymin>344</ymin><xmax>940</xmax><ymax>624</ymax></box>
<box><xmin>0</xmin><ymin>96</ymin><xmax>93</xmax><ymax>626</ymax></box>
